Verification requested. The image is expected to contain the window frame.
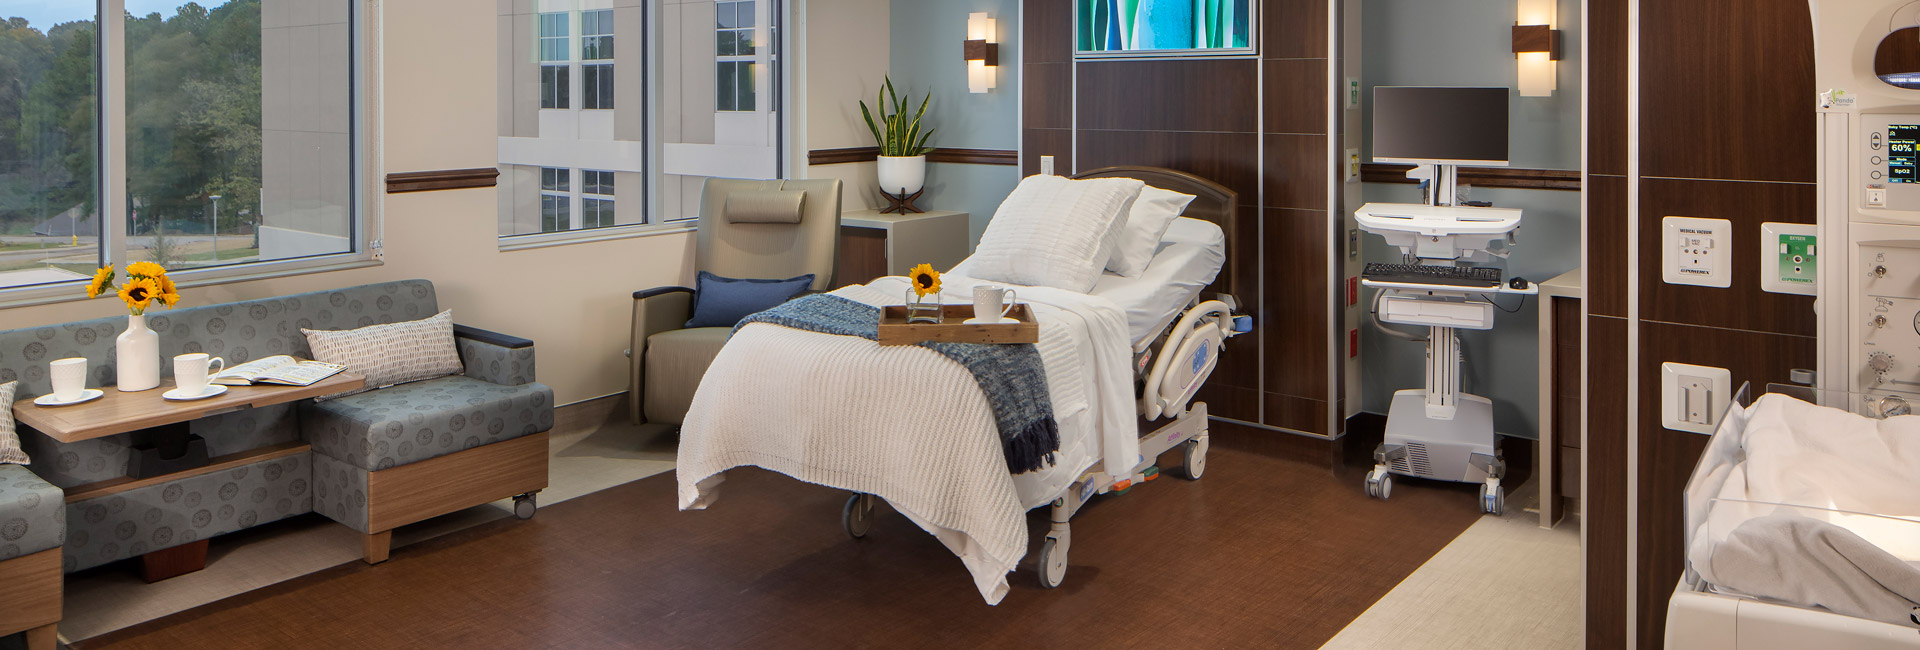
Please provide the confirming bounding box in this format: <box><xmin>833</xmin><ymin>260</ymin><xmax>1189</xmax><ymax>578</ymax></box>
<box><xmin>0</xmin><ymin>0</ymin><xmax>381</xmax><ymax>309</ymax></box>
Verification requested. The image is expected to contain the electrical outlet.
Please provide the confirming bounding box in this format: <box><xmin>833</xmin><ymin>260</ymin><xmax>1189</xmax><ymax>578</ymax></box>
<box><xmin>1663</xmin><ymin>216</ymin><xmax>1734</xmax><ymax>288</ymax></box>
<box><xmin>1039</xmin><ymin>155</ymin><xmax>1055</xmax><ymax>176</ymax></box>
<box><xmin>1661</xmin><ymin>362</ymin><xmax>1733</xmax><ymax>434</ymax></box>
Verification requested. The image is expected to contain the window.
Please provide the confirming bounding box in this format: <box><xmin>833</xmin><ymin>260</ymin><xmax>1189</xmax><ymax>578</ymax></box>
<box><xmin>582</xmin><ymin>171</ymin><xmax>615</xmax><ymax>229</ymax></box>
<box><xmin>539</xmin><ymin>168</ymin><xmax>570</xmax><ymax>233</ymax></box>
<box><xmin>716</xmin><ymin>1</ymin><xmax>756</xmax><ymax>112</ymax></box>
<box><xmin>497</xmin><ymin>2</ymin><xmax>784</xmax><ymax>240</ymax></box>
<box><xmin>539</xmin><ymin>12</ymin><xmax>570</xmax><ymax>109</ymax></box>
<box><xmin>0</xmin><ymin>0</ymin><xmax>366</xmax><ymax>297</ymax></box>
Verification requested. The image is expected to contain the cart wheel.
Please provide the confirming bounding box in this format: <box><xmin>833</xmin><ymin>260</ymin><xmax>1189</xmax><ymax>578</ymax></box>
<box><xmin>1365</xmin><ymin>470</ymin><xmax>1392</xmax><ymax>501</ymax></box>
<box><xmin>1037</xmin><ymin>536</ymin><xmax>1068</xmax><ymax>589</ymax></box>
<box><xmin>512</xmin><ymin>492</ymin><xmax>537</xmax><ymax>520</ymax></box>
<box><xmin>1178</xmin><ymin>437</ymin><xmax>1208</xmax><ymax>480</ymax></box>
<box><xmin>842</xmin><ymin>494</ymin><xmax>874</xmax><ymax>539</ymax></box>
<box><xmin>1479</xmin><ymin>484</ymin><xmax>1504</xmax><ymax>516</ymax></box>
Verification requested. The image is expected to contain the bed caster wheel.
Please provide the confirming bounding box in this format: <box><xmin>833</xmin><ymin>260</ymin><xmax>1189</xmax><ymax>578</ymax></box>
<box><xmin>1178</xmin><ymin>436</ymin><xmax>1208</xmax><ymax>480</ymax></box>
<box><xmin>842</xmin><ymin>493</ymin><xmax>876</xmax><ymax>539</ymax></box>
<box><xmin>1037</xmin><ymin>535</ymin><xmax>1068</xmax><ymax>589</ymax></box>
<box><xmin>1365</xmin><ymin>468</ymin><xmax>1392</xmax><ymax>501</ymax></box>
<box><xmin>513</xmin><ymin>492</ymin><xmax>538</xmax><ymax>520</ymax></box>
<box><xmin>1479</xmin><ymin>484</ymin><xmax>1505</xmax><ymax>516</ymax></box>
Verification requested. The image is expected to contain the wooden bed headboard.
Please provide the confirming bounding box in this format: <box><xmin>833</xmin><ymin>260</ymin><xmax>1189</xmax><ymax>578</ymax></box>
<box><xmin>1070</xmin><ymin>166</ymin><xmax>1240</xmax><ymax>299</ymax></box>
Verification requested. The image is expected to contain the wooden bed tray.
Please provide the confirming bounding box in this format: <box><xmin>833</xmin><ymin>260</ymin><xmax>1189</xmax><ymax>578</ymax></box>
<box><xmin>877</xmin><ymin>304</ymin><xmax>1038</xmax><ymax>345</ymax></box>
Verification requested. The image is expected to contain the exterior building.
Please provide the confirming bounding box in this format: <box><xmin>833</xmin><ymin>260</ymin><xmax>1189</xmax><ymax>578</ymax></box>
<box><xmin>496</xmin><ymin>0</ymin><xmax>780</xmax><ymax>236</ymax></box>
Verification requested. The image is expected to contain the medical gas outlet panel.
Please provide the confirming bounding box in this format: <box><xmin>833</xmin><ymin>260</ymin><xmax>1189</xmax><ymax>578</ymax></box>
<box><xmin>1858</xmin><ymin>115</ymin><xmax>1920</xmax><ymax>214</ymax></box>
<box><xmin>1855</xmin><ymin>243</ymin><xmax>1920</xmax><ymax>395</ymax></box>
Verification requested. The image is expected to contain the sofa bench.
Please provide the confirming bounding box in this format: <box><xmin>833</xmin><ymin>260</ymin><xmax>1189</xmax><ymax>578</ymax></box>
<box><xmin>0</xmin><ymin>279</ymin><xmax>552</xmax><ymax>583</ymax></box>
<box><xmin>0</xmin><ymin>464</ymin><xmax>62</xmax><ymax>649</ymax></box>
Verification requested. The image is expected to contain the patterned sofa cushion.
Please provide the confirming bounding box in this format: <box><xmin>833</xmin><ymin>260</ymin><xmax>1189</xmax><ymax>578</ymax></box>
<box><xmin>63</xmin><ymin>453</ymin><xmax>307</xmax><ymax>572</ymax></box>
<box><xmin>0</xmin><ymin>464</ymin><xmax>65</xmax><ymax>560</ymax></box>
<box><xmin>301</xmin><ymin>375</ymin><xmax>554</xmax><ymax>471</ymax></box>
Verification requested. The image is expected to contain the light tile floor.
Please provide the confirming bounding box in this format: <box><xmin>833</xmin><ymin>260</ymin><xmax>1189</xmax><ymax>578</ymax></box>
<box><xmin>1319</xmin><ymin>481</ymin><xmax>1584</xmax><ymax>650</ymax></box>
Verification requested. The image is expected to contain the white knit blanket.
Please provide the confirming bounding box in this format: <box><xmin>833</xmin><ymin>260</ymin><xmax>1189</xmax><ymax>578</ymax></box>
<box><xmin>676</xmin><ymin>274</ymin><xmax>1136</xmax><ymax>605</ymax></box>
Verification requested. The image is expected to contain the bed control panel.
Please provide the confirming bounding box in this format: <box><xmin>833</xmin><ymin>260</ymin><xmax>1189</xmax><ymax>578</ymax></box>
<box><xmin>1858</xmin><ymin>114</ymin><xmax>1920</xmax><ymax>215</ymax></box>
<box><xmin>1855</xmin><ymin>242</ymin><xmax>1920</xmax><ymax>394</ymax></box>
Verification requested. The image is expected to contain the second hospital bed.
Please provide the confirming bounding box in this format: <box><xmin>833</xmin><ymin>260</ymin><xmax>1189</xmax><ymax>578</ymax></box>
<box><xmin>674</xmin><ymin>166</ymin><xmax>1247</xmax><ymax>604</ymax></box>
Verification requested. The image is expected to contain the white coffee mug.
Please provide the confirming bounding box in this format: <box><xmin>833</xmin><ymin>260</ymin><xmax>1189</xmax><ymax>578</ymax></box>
<box><xmin>49</xmin><ymin>357</ymin><xmax>88</xmax><ymax>402</ymax></box>
<box><xmin>973</xmin><ymin>285</ymin><xmax>1018</xmax><ymax>322</ymax></box>
<box><xmin>173</xmin><ymin>353</ymin><xmax>225</xmax><ymax>395</ymax></box>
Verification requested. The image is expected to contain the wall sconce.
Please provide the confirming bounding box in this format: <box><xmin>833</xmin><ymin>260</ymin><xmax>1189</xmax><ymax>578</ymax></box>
<box><xmin>966</xmin><ymin>12</ymin><xmax>999</xmax><ymax>93</ymax></box>
<box><xmin>1513</xmin><ymin>0</ymin><xmax>1560</xmax><ymax>97</ymax></box>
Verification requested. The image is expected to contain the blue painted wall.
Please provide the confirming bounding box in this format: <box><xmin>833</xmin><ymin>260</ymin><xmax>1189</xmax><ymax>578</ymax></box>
<box><xmin>1358</xmin><ymin>0</ymin><xmax>1583</xmax><ymax>440</ymax></box>
<box><xmin>888</xmin><ymin>0</ymin><xmax>1024</xmax><ymax>246</ymax></box>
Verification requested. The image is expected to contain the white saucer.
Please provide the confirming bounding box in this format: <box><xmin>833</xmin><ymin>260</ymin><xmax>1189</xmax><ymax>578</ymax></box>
<box><xmin>963</xmin><ymin>316</ymin><xmax>1019</xmax><ymax>325</ymax></box>
<box><xmin>162</xmin><ymin>384</ymin><xmax>228</xmax><ymax>401</ymax></box>
<box><xmin>33</xmin><ymin>389</ymin><xmax>103</xmax><ymax>407</ymax></box>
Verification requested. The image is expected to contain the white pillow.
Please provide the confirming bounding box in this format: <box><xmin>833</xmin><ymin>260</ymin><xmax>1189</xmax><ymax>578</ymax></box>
<box><xmin>0</xmin><ymin>381</ymin><xmax>27</xmax><ymax>465</ymax></box>
<box><xmin>1105</xmin><ymin>186</ymin><xmax>1196</xmax><ymax>277</ymax></box>
<box><xmin>302</xmin><ymin>310</ymin><xmax>464</xmax><ymax>399</ymax></box>
<box><xmin>965</xmin><ymin>175</ymin><xmax>1145</xmax><ymax>292</ymax></box>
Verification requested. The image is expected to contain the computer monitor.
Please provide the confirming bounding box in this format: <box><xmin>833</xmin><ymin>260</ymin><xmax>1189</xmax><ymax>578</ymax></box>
<box><xmin>1372</xmin><ymin>86</ymin><xmax>1510</xmax><ymax>167</ymax></box>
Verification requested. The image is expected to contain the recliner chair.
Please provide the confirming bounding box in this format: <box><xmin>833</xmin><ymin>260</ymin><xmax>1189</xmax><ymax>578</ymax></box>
<box><xmin>628</xmin><ymin>178</ymin><xmax>842</xmax><ymax>425</ymax></box>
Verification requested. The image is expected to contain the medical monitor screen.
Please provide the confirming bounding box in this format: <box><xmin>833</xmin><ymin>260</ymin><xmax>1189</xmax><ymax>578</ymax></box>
<box><xmin>1890</xmin><ymin>124</ymin><xmax>1920</xmax><ymax>184</ymax></box>
<box><xmin>1372</xmin><ymin>87</ymin><xmax>1510</xmax><ymax>165</ymax></box>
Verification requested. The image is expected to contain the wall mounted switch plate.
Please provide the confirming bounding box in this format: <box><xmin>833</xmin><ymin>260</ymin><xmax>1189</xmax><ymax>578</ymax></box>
<box><xmin>1663</xmin><ymin>216</ymin><xmax>1734</xmax><ymax>288</ymax></box>
<box><xmin>1760</xmin><ymin>222</ymin><xmax>1817</xmax><ymax>295</ymax></box>
<box><xmin>1661</xmin><ymin>362</ymin><xmax>1733</xmax><ymax>434</ymax></box>
<box><xmin>1039</xmin><ymin>156</ymin><xmax>1055</xmax><ymax>176</ymax></box>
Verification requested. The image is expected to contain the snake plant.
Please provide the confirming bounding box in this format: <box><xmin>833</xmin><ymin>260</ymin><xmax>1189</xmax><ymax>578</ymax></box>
<box><xmin>859</xmin><ymin>76</ymin><xmax>935</xmax><ymax>157</ymax></box>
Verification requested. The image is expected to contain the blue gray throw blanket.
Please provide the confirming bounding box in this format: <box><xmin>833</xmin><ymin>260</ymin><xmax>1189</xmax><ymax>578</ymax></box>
<box><xmin>735</xmin><ymin>294</ymin><xmax>1060</xmax><ymax>474</ymax></box>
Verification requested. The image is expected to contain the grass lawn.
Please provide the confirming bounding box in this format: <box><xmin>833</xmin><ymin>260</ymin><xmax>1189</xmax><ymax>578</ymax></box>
<box><xmin>0</xmin><ymin>242</ymin><xmax>78</xmax><ymax>253</ymax></box>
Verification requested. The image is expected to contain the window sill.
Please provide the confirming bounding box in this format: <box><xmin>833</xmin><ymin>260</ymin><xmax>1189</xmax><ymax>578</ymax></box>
<box><xmin>498</xmin><ymin>223</ymin><xmax>695</xmax><ymax>252</ymax></box>
<box><xmin>0</xmin><ymin>256</ymin><xmax>383</xmax><ymax>311</ymax></box>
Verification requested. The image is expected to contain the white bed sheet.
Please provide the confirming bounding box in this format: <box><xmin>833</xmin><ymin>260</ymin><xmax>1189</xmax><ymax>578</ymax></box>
<box><xmin>1089</xmin><ymin>217</ymin><xmax>1227</xmax><ymax>350</ymax></box>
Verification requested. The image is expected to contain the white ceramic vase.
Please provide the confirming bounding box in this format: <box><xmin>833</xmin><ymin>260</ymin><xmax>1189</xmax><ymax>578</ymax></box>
<box><xmin>876</xmin><ymin>155</ymin><xmax>927</xmax><ymax>196</ymax></box>
<box><xmin>116</xmin><ymin>313</ymin><xmax>160</xmax><ymax>392</ymax></box>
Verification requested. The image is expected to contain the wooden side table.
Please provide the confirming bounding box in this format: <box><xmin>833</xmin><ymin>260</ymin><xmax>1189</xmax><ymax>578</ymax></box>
<box><xmin>1534</xmin><ymin>269</ymin><xmax>1582</xmax><ymax>529</ymax></box>
<box><xmin>12</xmin><ymin>373</ymin><xmax>365</xmax><ymax>580</ymax></box>
<box><xmin>835</xmin><ymin>209</ymin><xmax>971</xmax><ymax>286</ymax></box>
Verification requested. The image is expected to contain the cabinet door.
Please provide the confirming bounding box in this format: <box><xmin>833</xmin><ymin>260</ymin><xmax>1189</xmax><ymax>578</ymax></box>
<box><xmin>835</xmin><ymin>226</ymin><xmax>890</xmax><ymax>288</ymax></box>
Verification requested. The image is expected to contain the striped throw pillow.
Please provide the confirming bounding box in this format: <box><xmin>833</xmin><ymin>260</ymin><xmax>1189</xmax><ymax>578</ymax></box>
<box><xmin>0</xmin><ymin>381</ymin><xmax>28</xmax><ymax>465</ymax></box>
<box><xmin>303</xmin><ymin>310</ymin><xmax>464</xmax><ymax>399</ymax></box>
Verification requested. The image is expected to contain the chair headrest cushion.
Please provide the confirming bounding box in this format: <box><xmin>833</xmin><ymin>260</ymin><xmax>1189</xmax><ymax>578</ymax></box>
<box><xmin>724</xmin><ymin>190</ymin><xmax>807</xmax><ymax>224</ymax></box>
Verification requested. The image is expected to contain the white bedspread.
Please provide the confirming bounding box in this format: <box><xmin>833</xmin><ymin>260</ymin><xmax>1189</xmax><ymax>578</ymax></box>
<box><xmin>675</xmin><ymin>274</ymin><xmax>1136</xmax><ymax>605</ymax></box>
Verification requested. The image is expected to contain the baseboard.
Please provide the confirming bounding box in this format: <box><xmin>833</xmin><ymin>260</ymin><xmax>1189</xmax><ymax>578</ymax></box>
<box><xmin>552</xmin><ymin>393</ymin><xmax>628</xmax><ymax>437</ymax></box>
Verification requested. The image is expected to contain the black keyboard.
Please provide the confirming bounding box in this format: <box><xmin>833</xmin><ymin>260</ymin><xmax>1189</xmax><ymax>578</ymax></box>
<box><xmin>1362</xmin><ymin>263</ymin><xmax>1502</xmax><ymax>288</ymax></box>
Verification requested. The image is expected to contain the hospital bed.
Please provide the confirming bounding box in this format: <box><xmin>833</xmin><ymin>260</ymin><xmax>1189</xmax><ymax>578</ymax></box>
<box><xmin>1665</xmin><ymin>383</ymin><xmax>1920</xmax><ymax>649</ymax></box>
<box><xmin>675</xmin><ymin>166</ymin><xmax>1247</xmax><ymax>603</ymax></box>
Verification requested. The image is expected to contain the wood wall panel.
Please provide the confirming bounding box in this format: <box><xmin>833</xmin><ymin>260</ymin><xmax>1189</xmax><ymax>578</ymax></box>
<box><xmin>1589</xmin><ymin>174</ymin><xmax>1629</xmax><ymax>318</ymax></box>
<box><xmin>1264</xmin><ymin>58</ymin><xmax>1327</xmax><ymax>135</ymax></box>
<box><xmin>1637</xmin><ymin>178</ymin><xmax>1817</xmax><ymax>336</ymax></box>
<box><xmin>1265</xmin><ymin>207</ymin><xmax>1329</xmax><ymax>401</ymax></box>
<box><xmin>1638</xmin><ymin>0</ymin><xmax>1816</xmax><ymax>183</ymax></box>
<box><xmin>1022</xmin><ymin>63</ymin><xmax>1073</xmax><ymax>130</ymax></box>
<box><xmin>1589</xmin><ymin>0</ymin><xmax>1628</xmax><ymax>176</ymax></box>
<box><xmin>1585</xmin><ymin>314</ymin><xmax>1629</xmax><ymax>650</ymax></box>
<box><xmin>1265</xmin><ymin>134</ymin><xmax>1329</xmax><ymax>210</ymax></box>
<box><xmin>1633</xmin><ymin>321</ymin><xmax>1815</xmax><ymax>650</ymax></box>
<box><xmin>1263</xmin><ymin>0</ymin><xmax>1327</xmax><ymax>60</ymax></box>
<box><xmin>1022</xmin><ymin>0</ymin><xmax>1072</xmax><ymax>64</ymax></box>
<box><xmin>1076</xmin><ymin>60</ymin><xmax>1259</xmax><ymax>133</ymax></box>
<box><xmin>1077</xmin><ymin>130</ymin><xmax>1262</xmax><ymax>203</ymax></box>
<box><xmin>1021</xmin><ymin>129</ymin><xmax>1072</xmax><ymax>177</ymax></box>
<box><xmin>1264</xmin><ymin>392</ymin><xmax>1327</xmax><ymax>436</ymax></box>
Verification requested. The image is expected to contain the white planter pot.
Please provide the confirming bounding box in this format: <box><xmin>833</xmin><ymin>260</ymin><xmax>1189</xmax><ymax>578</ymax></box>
<box><xmin>116</xmin><ymin>313</ymin><xmax>160</xmax><ymax>392</ymax></box>
<box><xmin>876</xmin><ymin>155</ymin><xmax>927</xmax><ymax>196</ymax></box>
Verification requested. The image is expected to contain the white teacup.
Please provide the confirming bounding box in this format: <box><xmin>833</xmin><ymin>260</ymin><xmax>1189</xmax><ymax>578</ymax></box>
<box><xmin>49</xmin><ymin>357</ymin><xmax>87</xmax><ymax>402</ymax></box>
<box><xmin>173</xmin><ymin>353</ymin><xmax>226</xmax><ymax>396</ymax></box>
<box><xmin>973</xmin><ymin>285</ymin><xmax>1018</xmax><ymax>322</ymax></box>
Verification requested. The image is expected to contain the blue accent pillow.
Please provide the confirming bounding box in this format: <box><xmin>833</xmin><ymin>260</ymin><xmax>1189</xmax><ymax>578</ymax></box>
<box><xmin>685</xmin><ymin>271</ymin><xmax>816</xmax><ymax>328</ymax></box>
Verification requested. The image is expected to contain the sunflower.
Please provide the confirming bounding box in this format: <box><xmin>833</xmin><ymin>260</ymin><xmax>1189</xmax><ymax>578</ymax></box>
<box><xmin>118</xmin><ymin>277</ymin><xmax>160</xmax><ymax>314</ymax></box>
<box><xmin>86</xmin><ymin>266</ymin><xmax>114</xmax><ymax>299</ymax></box>
<box><xmin>908</xmin><ymin>263</ymin><xmax>941</xmax><ymax>298</ymax></box>
<box><xmin>127</xmin><ymin>261</ymin><xmax>166</xmax><ymax>280</ymax></box>
<box><xmin>154</xmin><ymin>274</ymin><xmax>180</xmax><ymax>308</ymax></box>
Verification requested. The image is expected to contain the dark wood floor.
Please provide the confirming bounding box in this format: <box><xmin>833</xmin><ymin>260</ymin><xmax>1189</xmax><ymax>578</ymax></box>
<box><xmin>75</xmin><ymin>425</ymin><xmax>1487</xmax><ymax>650</ymax></box>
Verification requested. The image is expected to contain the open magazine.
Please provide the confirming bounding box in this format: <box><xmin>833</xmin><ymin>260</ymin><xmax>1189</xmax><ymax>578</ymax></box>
<box><xmin>212</xmin><ymin>355</ymin><xmax>348</xmax><ymax>387</ymax></box>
